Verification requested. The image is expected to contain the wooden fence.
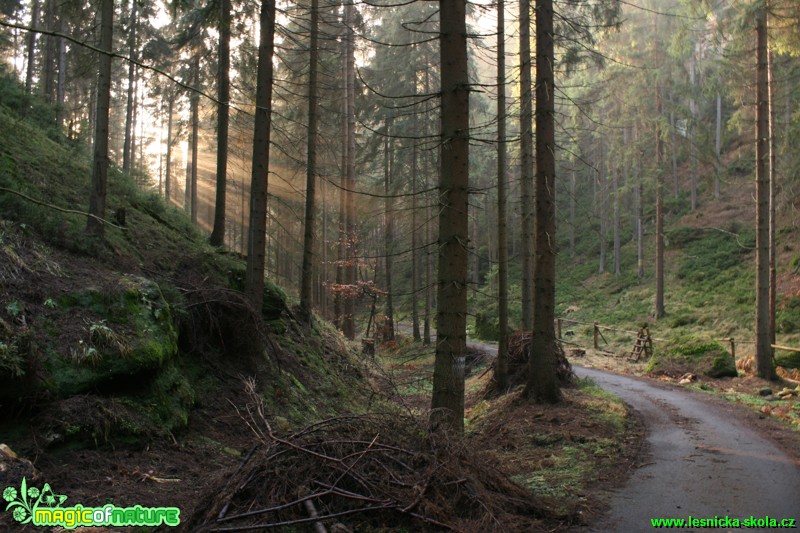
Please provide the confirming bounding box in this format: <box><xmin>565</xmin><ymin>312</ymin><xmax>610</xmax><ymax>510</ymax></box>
<box><xmin>554</xmin><ymin>317</ymin><xmax>799</xmax><ymax>359</ymax></box>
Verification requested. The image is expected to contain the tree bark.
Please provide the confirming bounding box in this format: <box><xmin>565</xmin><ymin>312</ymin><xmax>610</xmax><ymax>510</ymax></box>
<box><xmin>670</xmin><ymin>106</ymin><xmax>678</xmax><ymax>199</ymax></box>
<box><xmin>25</xmin><ymin>0</ymin><xmax>39</xmax><ymax>94</ymax></box>
<box><xmin>690</xmin><ymin>49</ymin><xmax>698</xmax><ymax>211</ymax></box>
<box><xmin>245</xmin><ymin>0</ymin><xmax>276</xmax><ymax>310</ymax></box>
<box><xmin>431</xmin><ymin>0</ymin><xmax>469</xmax><ymax>433</ymax></box>
<box><xmin>383</xmin><ymin>123</ymin><xmax>395</xmax><ymax>341</ymax></box>
<box><xmin>210</xmin><ymin>0</ymin><xmax>232</xmax><ymax>247</ymax></box>
<box><xmin>525</xmin><ymin>0</ymin><xmax>559</xmax><ymax>403</ymax></box>
<box><xmin>334</xmin><ymin>43</ymin><xmax>346</xmax><ymax>331</ymax></box>
<box><xmin>423</xmin><ymin>65</ymin><xmax>434</xmax><ymax>347</ymax></box>
<box><xmin>165</xmin><ymin>94</ymin><xmax>174</xmax><ymax>205</ymax></box>
<box><xmin>495</xmin><ymin>0</ymin><xmax>509</xmax><ymax>392</ymax></box>
<box><xmin>566</xmin><ymin>171</ymin><xmax>575</xmax><ymax>259</ymax></box>
<box><xmin>654</xmin><ymin>15</ymin><xmax>665</xmax><ymax>319</ymax></box>
<box><xmin>190</xmin><ymin>55</ymin><xmax>200</xmax><ymax>225</ymax></box>
<box><xmin>56</xmin><ymin>15</ymin><xmax>67</xmax><ymax>127</ymax></box>
<box><xmin>768</xmin><ymin>46</ymin><xmax>777</xmax><ymax>356</ymax></box>
<box><xmin>86</xmin><ymin>0</ymin><xmax>113</xmax><ymax>236</ymax></box>
<box><xmin>299</xmin><ymin>0</ymin><xmax>319</xmax><ymax>319</ymax></box>
<box><xmin>519</xmin><ymin>0</ymin><xmax>534</xmax><ymax>331</ymax></box>
<box><xmin>342</xmin><ymin>0</ymin><xmax>357</xmax><ymax>340</ymax></box>
<box><xmin>635</xmin><ymin>123</ymin><xmax>644</xmax><ymax>280</ymax></box>
<box><xmin>715</xmin><ymin>92</ymin><xmax>721</xmax><ymax>199</ymax></box>
<box><xmin>754</xmin><ymin>6</ymin><xmax>774</xmax><ymax>380</ymax></box>
<box><xmin>122</xmin><ymin>0</ymin><xmax>137</xmax><ymax>174</ymax></box>
<box><xmin>411</xmin><ymin>127</ymin><xmax>421</xmax><ymax>341</ymax></box>
<box><xmin>613</xmin><ymin>161</ymin><xmax>621</xmax><ymax>276</ymax></box>
<box><xmin>41</xmin><ymin>0</ymin><xmax>55</xmax><ymax>102</ymax></box>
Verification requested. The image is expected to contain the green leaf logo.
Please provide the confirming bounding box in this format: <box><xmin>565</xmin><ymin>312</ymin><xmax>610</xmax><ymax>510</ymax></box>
<box><xmin>3</xmin><ymin>478</ymin><xmax>65</xmax><ymax>524</ymax></box>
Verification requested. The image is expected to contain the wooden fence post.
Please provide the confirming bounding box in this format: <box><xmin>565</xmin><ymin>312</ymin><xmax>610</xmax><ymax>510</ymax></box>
<box><xmin>593</xmin><ymin>322</ymin><xmax>599</xmax><ymax>349</ymax></box>
<box><xmin>729</xmin><ymin>338</ymin><xmax>735</xmax><ymax>359</ymax></box>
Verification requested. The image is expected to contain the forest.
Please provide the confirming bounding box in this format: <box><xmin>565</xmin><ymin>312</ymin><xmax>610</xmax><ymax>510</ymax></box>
<box><xmin>1</xmin><ymin>0</ymin><xmax>800</xmax><ymax>530</ymax></box>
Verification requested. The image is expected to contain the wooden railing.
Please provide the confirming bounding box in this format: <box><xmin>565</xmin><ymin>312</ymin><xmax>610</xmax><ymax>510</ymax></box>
<box><xmin>553</xmin><ymin>317</ymin><xmax>798</xmax><ymax>359</ymax></box>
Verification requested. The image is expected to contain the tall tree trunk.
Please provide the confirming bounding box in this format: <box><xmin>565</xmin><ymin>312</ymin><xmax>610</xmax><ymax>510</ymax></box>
<box><xmin>299</xmin><ymin>0</ymin><xmax>319</xmax><ymax>319</ymax></box>
<box><xmin>334</xmin><ymin>46</ymin><xmax>346</xmax><ymax>331</ymax></box>
<box><xmin>715</xmin><ymin>92</ymin><xmax>721</xmax><ymax>199</ymax></box>
<box><xmin>56</xmin><ymin>15</ymin><xmax>67</xmax><ymax>127</ymax></box>
<box><xmin>635</xmin><ymin>123</ymin><xmax>644</xmax><ymax>280</ymax></box>
<box><xmin>342</xmin><ymin>0</ymin><xmax>357</xmax><ymax>340</ymax></box>
<box><xmin>670</xmin><ymin>107</ymin><xmax>678</xmax><ymax>199</ymax></box>
<box><xmin>321</xmin><ymin>164</ymin><xmax>328</xmax><ymax>318</ymax></box>
<box><xmin>519</xmin><ymin>0</ymin><xmax>534</xmax><ymax>331</ymax></box>
<box><xmin>86</xmin><ymin>0</ymin><xmax>113</xmax><ymax>236</ymax></box>
<box><xmin>526</xmin><ymin>0</ymin><xmax>559</xmax><ymax>403</ymax></box>
<box><xmin>768</xmin><ymin>46</ymin><xmax>777</xmax><ymax>353</ymax></box>
<box><xmin>41</xmin><ymin>0</ymin><xmax>55</xmax><ymax>102</ymax></box>
<box><xmin>131</xmin><ymin>68</ymin><xmax>138</xmax><ymax>170</ymax></box>
<box><xmin>383</xmin><ymin>124</ymin><xmax>395</xmax><ymax>341</ymax></box>
<box><xmin>190</xmin><ymin>55</ymin><xmax>200</xmax><ymax>225</ymax></box>
<box><xmin>411</xmin><ymin>130</ymin><xmax>421</xmax><ymax>341</ymax></box>
<box><xmin>755</xmin><ymin>8</ymin><xmax>774</xmax><ymax>379</ymax></box>
<box><xmin>431</xmin><ymin>0</ymin><xmax>469</xmax><ymax>433</ymax></box>
<box><xmin>495</xmin><ymin>0</ymin><xmax>509</xmax><ymax>392</ymax></box>
<box><xmin>122</xmin><ymin>0</ymin><xmax>137</xmax><ymax>174</ymax></box>
<box><xmin>654</xmin><ymin>17</ymin><xmax>665</xmax><ymax>319</ymax></box>
<box><xmin>25</xmin><ymin>0</ymin><xmax>39</xmax><ymax>94</ymax></box>
<box><xmin>569</xmin><ymin>169</ymin><xmax>576</xmax><ymax>257</ymax></box>
<box><xmin>613</xmin><ymin>161</ymin><xmax>621</xmax><ymax>276</ymax></box>
<box><xmin>690</xmin><ymin>50</ymin><xmax>698</xmax><ymax>211</ymax></box>
<box><xmin>245</xmin><ymin>0</ymin><xmax>276</xmax><ymax>309</ymax></box>
<box><xmin>598</xmin><ymin>146</ymin><xmax>607</xmax><ymax>274</ymax></box>
<box><xmin>210</xmin><ymin>0</ymin><xmax>232</xmax><ymax>246</ymax></box>
<box><xmin>423</xmin><ymin>66</ymin><xmax>434</xmax><ymax>346</ymax></box>
<box><xmin>165</xmin><ymin>94</ymin><xmax>174</xmax><ymax>205</ymax></box>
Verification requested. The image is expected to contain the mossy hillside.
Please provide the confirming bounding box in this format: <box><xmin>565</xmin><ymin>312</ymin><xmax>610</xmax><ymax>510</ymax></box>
<box><xmin>0</xmin><ymin>71</ymin><xmax>369</xmax><ymax>452</ymax></box>
<box><xmin>646</xmin><ymin>337</ymin><xmax>737</xmax><ymax>378</ymax></box>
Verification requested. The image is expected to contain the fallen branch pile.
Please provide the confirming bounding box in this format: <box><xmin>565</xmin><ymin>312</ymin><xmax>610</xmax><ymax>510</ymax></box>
<box><xmin>188</xmin><ymin>381</ymin><xmax>552</xmax><ymax>532</ymax></box>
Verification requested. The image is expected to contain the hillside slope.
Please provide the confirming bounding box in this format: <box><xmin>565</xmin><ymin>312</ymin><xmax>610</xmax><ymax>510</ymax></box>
<box><xmin>0</xmin><ymin>70</ymin><xmax>369</xmax><ymax>528</ymax></box>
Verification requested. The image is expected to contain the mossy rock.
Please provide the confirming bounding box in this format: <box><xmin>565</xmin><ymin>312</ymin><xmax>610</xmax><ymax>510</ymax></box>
<box><xmin>46</xmin><ymin>275</ymin><xmax>178</xmax><ymax>397</ymax></box>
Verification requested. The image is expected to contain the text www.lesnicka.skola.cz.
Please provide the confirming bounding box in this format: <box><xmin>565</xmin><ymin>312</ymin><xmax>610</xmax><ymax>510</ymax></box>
<box><xmin>650</xmin><ymin>515</ymin><xmax>797</xmax><ymax>529</ymax></box>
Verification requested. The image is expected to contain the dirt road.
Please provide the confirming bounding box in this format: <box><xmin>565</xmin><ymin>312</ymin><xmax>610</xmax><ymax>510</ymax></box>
<box><xmin>575</xmin><ymin>366</ymin><xmax>800</xmax><ymax>531</ymax></box>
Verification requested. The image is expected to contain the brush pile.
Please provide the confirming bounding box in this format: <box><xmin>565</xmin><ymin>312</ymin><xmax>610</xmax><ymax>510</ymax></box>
<box><xmin>187</xmin><ymin>383</ymin><xmax>553</xmax><ymax>532</ymax></box>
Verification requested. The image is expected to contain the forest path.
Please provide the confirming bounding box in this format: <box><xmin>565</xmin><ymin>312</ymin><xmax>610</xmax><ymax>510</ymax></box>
<box><xmin>464</xmin><ymin>339</ymin><xmax>800</xmax><ymax>531</ymax></box>
<box><xmin>574</xmin><ymin>366</ymin><xmax>800</xmax><ymax>531</ymax></box>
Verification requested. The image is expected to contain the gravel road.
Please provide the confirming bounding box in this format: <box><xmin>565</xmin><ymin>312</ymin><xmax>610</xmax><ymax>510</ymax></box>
<box><xmin>575</xmin><ymin>366</ymin><xmax>800</xmax><ymax>532</ymax></box>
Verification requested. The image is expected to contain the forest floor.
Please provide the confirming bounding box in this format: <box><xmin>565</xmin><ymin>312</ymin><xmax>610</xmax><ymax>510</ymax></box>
<box><xmin>2</xmin><ymin>335</ymin><xmax>643</xmax><ymax>533</ymax></box>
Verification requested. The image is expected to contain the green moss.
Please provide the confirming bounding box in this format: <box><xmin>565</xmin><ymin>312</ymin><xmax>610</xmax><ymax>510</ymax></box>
<box><xmin>776</xmin><ymin>296</ymin><xmax>800</xmax><ymax>334</ymax></box>
<box><xmin>776</xmin><ymin>351</ymin><xmax>800</xmax><ymax>370</ymax></box>
<box><xmin>646</xmin><ymin>337</ymin><xmax>737</xmax><ymax>378</ymax></box>
<box><xmin>43</xmin><ymin>276</ymin><xmax>179</xmax><ymax>397</ymax></box>
<box><xmin>708</xmin><ymin>353</ymin><xmax>738</xmax><ymax>378</ymax></box>
<box><xmin>147</xmin><ymin>364</ymin><xmax>195</xmax><ymax>431</ymax></box>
